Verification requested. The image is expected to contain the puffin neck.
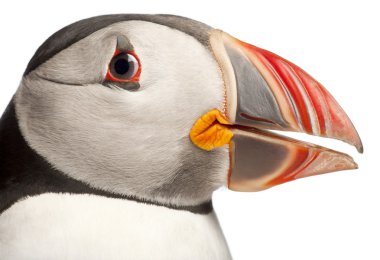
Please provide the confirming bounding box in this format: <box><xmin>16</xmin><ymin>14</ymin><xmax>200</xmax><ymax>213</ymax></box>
<box><xmin>0</xmin><ymin>100</ymin><xmax>212</xmax><ymax>215</ymax></box>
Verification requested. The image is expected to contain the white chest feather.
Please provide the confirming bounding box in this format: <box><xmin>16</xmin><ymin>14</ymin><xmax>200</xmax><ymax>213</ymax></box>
<box><xmin>0</xmin><ymin>194</ymin><xmax>231</xmax><ymax>260</ymax></box>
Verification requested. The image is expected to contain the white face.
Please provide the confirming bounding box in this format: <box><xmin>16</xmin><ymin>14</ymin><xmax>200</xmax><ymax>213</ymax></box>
<box><xmin>15</xmin><ymin>21</ymin><xmax>229</xmax><ymax>206</ymax></box>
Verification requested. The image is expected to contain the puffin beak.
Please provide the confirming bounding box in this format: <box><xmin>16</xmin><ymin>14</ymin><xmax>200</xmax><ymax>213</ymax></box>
<box><xmin>190</xmin><ymin>30</ymin><xmax>363</xmax><ymax>192</ymax></box>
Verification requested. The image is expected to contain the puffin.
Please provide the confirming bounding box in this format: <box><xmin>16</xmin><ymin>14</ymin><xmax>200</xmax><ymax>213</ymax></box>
<box><xmin>0</xmin><ymin>14</ymin><xmax>362</xmax><ymax>259</ymax></box>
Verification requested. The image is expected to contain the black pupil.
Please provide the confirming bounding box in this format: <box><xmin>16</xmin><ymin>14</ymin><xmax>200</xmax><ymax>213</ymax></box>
<box><xmin>114</xmin><ymin>57</ymin><xmax>129</xmax><ymax>75</ymax></box>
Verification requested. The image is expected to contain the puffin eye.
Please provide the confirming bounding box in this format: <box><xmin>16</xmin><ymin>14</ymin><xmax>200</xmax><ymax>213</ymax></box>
<box><xmin>106</xmin><ymin>51</ymin><xmax>141</xmax><ymax>83</ymax></box>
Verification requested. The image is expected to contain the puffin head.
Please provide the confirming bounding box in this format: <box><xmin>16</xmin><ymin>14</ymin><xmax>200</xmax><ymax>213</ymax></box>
<box><xmin>14</xmin><ymin>14</ymin><xmax>362</xmax><ymax>208</ymax></box>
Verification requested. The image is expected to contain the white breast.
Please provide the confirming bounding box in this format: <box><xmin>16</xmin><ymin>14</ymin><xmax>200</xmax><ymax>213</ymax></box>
<box><xmin>0</xmin><ymin>193</ymin><xmax>231</xmax><ymax>260</ymax></box>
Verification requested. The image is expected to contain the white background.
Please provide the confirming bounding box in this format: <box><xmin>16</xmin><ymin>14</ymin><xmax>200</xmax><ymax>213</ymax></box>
<box><xmin>1</xmin><ymin>0</ymin><xmax>379</xmax><ymax>259</ymax></box>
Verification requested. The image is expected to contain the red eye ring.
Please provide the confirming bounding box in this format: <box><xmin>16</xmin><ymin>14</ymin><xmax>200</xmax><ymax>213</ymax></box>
<box><xmin>105</xmin><ymin>50</ymin><xmax>141</xmax><ymax>83</ymax></box>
